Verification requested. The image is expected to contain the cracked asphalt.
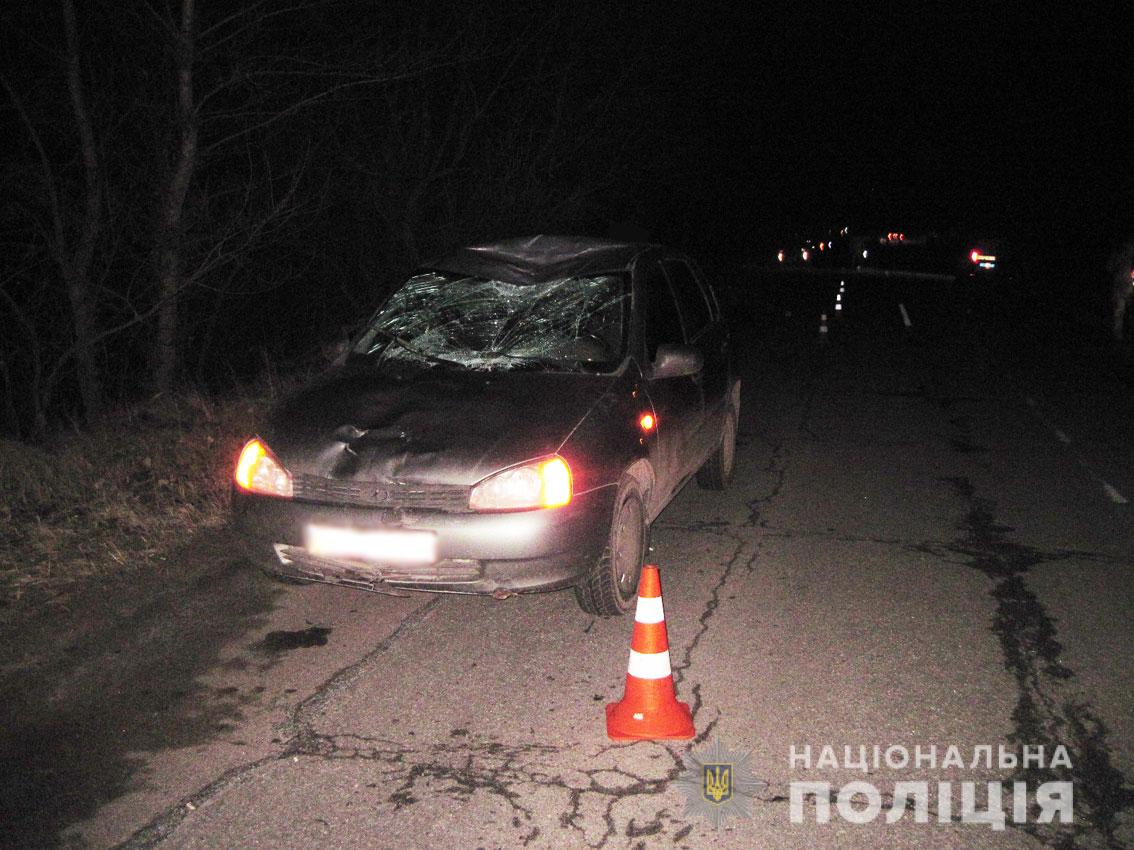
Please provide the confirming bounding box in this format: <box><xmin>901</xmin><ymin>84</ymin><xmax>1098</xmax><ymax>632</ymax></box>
<box><xmin>2</xmin><ymin>272</ymin><xmax>1132</xmax><ymax>849</ymax></box>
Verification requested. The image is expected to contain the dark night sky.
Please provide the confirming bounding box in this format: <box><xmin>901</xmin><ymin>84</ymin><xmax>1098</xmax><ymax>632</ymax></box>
<box><xmin>628</xmin><ymin>2</ymin><xmax>1132</xmax><ymax>257</ymax></box>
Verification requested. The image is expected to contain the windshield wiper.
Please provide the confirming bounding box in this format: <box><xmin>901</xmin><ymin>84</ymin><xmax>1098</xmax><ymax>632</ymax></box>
<box><xmin>369</xmin><ymin>328</ymin><xmax>470</xmax><ymax>369</ymax></box>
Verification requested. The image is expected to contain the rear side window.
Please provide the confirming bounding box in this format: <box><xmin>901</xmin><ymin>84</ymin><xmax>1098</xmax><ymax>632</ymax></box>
<box><xmin>664</xmin><ymin>260</ymin><xmax>712</xmax><ymax>340</ymax></box>
<box><xmin>643</xmin><ymin>262</ymin><xmax>685</xmax><ymax>360</ymax></box>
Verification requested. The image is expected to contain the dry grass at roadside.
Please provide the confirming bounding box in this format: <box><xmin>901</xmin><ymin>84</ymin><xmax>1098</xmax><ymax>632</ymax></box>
<box><xmin>0</xmin><ymin>387</ymin><xmax>277</xmax><ymax>607</ymax></box>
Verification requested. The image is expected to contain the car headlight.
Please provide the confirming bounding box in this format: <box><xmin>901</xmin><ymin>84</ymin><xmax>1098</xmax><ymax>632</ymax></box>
<box><xmin>469</xmin><ymin>456</ymin><xmax>572</xmax><ymax>512</ymax></box>
<box><xmin>234</xmin><ymin>438</ymin><xmax>293</xmax><ymax>498</ymax></box>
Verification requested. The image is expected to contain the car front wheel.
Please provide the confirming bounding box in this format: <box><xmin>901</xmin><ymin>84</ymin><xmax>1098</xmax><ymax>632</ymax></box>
<box><xmin>574</xmin><ymin>485</ymin><xmax>648</xmax><ymax>616</ymax></box>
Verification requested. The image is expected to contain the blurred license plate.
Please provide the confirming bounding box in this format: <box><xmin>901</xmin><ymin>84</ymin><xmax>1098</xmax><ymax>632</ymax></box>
<box><xmin>305</xmin><ymin>525</ymin><xmax>437</xmax><ymax>565</ymax></box>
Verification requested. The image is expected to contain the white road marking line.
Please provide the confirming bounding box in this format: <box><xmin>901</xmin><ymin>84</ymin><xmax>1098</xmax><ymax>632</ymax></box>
<box><xmin>1024</xmin><ymin>398</ymin><xmax>1073</xmax><ymax>445</ymax></box>
<box><xmin>898</xmin><ymin>303</ymin><xmax>911</xmax><ymax>327</ymax></box>
<box><xmin>1102</xmin><ymin>483</ymin><xmax>1129</xmax><ymax>504</ymax></box>
<box><xmin>1022</xmin><ymin>394</ymin><xmax>1128</xmax><ymax>505</ymax></box>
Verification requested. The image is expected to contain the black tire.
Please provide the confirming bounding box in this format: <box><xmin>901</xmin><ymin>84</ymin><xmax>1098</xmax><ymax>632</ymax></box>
<box><xmin>574</xmin><ymin>486</ymin><xmax>649</xmax><ymax>616</ymax></box>
<box><xmin>696</xmin><ymin>407</ymin><xmax>738</xmax><ymax>490</ymax></box>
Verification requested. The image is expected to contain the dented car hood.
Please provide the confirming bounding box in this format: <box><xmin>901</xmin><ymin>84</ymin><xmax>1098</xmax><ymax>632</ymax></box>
<box><xmin>263</xmin><ymin>363</ymin><xmax>616</xmax><ymax>486</ymax></box>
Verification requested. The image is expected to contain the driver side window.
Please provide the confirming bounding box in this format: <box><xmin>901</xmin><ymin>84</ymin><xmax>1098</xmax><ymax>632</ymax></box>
<box><xmin>643</xmin><ymin>262</ymin><xmax>685</xmax><ymax>361</ymax></box>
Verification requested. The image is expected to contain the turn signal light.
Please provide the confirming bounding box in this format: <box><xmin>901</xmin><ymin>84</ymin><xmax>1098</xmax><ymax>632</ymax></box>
<box><xmin>234</xmin><ymin>438</ymin><xmax>293</xmax><ymax>498</ymax></box>
<box><xmin>539</xmin><ymin>457</ymin><xmax>572</xmax><ymax>508</ymax></box>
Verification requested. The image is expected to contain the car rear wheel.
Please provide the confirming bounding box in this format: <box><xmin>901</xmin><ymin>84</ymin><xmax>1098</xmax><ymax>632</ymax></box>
<box><xmin>696</xmin><ymin>407</ymin><xmax>737</xmax><ymax>490</ymax></box>
<box><xmin>574</xmin><ymin>486</ymin><xmax>648</xmax><ymax>616</ymax></box>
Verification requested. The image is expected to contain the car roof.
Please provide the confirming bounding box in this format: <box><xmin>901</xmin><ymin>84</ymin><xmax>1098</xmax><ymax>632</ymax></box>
<box><xmin>422</xmin><ymin>235</ymin><xmax>662</xmax><ymax>285</ymax></box>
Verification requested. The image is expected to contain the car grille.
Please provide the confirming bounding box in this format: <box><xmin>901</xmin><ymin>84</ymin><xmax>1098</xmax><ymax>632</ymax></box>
<box><xmin>292</xmin><ymin>474</ymin><xmax>471</xmax><ymax>512</ymax></box>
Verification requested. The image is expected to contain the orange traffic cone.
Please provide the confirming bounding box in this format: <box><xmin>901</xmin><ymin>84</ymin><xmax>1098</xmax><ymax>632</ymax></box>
<box><xmin>606</xmin><ymin>565</ymin><xmax>695</xmax><ymax>741</ymax></box>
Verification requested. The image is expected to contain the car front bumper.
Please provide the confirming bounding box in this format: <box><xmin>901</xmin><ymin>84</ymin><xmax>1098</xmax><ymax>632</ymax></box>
<box><xmin>231</xmin><ymin>485</ymin><xmax>616</xmax><ymax>595</ymax></box>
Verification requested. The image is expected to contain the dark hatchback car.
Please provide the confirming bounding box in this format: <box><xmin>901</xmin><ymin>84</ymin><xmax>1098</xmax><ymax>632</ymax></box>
<box><xmin>232</xmin><ymin>236</ymin><xmax>739</xmax><ymax>615</ymax></box>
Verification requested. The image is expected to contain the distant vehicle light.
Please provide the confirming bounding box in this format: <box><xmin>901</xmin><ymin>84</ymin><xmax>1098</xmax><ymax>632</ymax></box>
<box><xmin>970</xmin><ymin>249</ymin><xmax>980</xmax><ymax>263</ymax></box>
<box><xmin>639</xmin><ymin>412</ymin><xmax>656</xmax><ymax>432</ymax></box>
<box><xmin>801</xmin><ymin>249</ymin><xmax>810</xmax><ymax>261</ymax></box>
<box><xmin>777</xmin><ymin>250</ymin><xmax>785</xmax><ymax>262</ymax></box>
<box><xmin>862</xmin><ymin>249</ymin><xmax>869</xmax><ymax>259</ymax></box>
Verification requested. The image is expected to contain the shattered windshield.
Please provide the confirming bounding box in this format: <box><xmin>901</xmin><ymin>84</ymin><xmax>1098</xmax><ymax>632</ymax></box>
<box><xmin>352</xmin><ymin>271</ymin><xmax>629</xmax><ymax>372</ymax></box>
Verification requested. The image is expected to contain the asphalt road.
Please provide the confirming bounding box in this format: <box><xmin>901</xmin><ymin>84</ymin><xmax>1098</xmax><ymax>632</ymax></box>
<box><xmin>3</xmin><ymin>270</ymin><xmax>1133</xmax><ymax>849</ymax></box>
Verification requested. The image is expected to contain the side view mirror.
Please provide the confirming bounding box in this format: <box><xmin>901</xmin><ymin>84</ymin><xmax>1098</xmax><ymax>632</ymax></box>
<box><xmin>651</xmin><ymin>343</ymin><xmax>703</xmax><ymax>379</ymax></box>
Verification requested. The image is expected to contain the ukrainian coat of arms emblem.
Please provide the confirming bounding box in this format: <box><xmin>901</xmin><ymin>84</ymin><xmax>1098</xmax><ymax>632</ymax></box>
<box><xmin>674</xmin><ymin>738</ymin><xmax>765</xmax><ymax>827</ymax></box>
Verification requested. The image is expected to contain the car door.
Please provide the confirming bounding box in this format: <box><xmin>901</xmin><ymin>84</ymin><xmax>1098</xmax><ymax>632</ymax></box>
<box><xmin>663</xmin><ymin>258</ymin><xmax>729</xmax><ymax>462</ymax></box>
<box><xmin>640</xmin><ymin>259</ymin><xmax>703</xmax><ymax>508</ymax></box>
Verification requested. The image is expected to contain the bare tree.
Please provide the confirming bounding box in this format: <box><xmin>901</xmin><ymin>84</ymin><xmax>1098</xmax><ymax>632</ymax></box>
<box><xmin>141</xmin><ymin>0</ymin><xmax>444</xmax><ymax>394</ymax></box>
<box><xmin>1</xmin><ymin>0</ymin><xmax>105</xmax><ymax>425</ymax></box>
<box><xmin>0</xmin><ymin>1</ymin><xmax>660</xmax><ymax>435</ymax></box>
<box><xmin>59</xmin><ymin>0</ymin><xmax>104</xmax><ymax>420</ymax></box>
<box><xmin>151</xmin><ymin>0</ymin><xmax>198</xmax><ymax>396</ymax></box>
<box><xmin>338</xmin><ymin>9</ymin><xmax>652</xmax><ymax>293</ymax></box>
